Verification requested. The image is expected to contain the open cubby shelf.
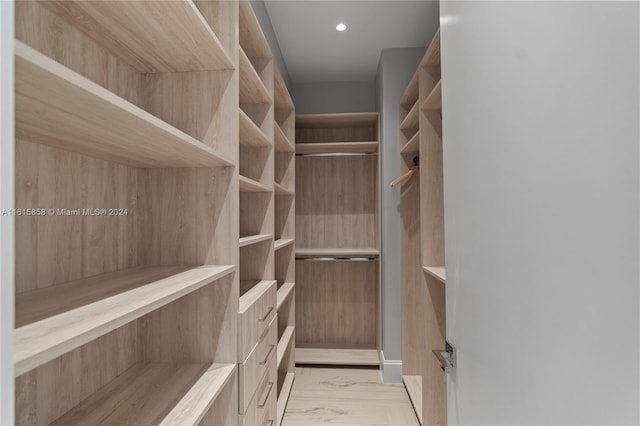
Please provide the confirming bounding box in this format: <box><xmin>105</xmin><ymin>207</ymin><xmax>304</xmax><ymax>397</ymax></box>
<box><xmin>274</xmin><ymin>182</ymin><xmax>294</xmax><ymax>196</ymax></box>
<box><xmin>239</xmin><ymin>46</ymin><xmax>272</xmax><ymax>105</ymax></box>
<box><xmin>276</xmin><ymin>282</ymin><xmax>295</xmax><ymax>310</ymax></box>
<box><xmin>422</xmin><ymin>80</ymin><xmax>442</xmax><ymax>111</ymax></box>
<box><xmin>274</xmin><ymin>238</ymin><xmax>295</xmax><ymax>251</ymax></box>
<box><xmin>239</xmin><ymin>234</ymin><xmax>273</xmax><ymax>248</ymax></box>
<box><xmin>15</xmin><ymin>265</ymin><xmax>235</xmax><ymax>376</ymax></box>
<box><xmin>401</xmin><ymin>131</ymin><xmax>420</xmax><ymax>155</ymax></box>
<box><xmin>41</xmin><ymin>0</ymin><xmax>233</xmax><ymax>73</ymax></box>
<box><xmin>239</xmin><ymin>175</ymin><xmax>273</xmax><ymax>193</ymax></box>
<box><xmin>400</xmin><ymin>100</ymin><xmax>419</xmax><ymax>132</ymax></box>
<box><xmin>275</xmin><ymin>121</ymin><xmax>295</xmax><ymax>153</ymax></box>
<box><xmin>423</xmin><ymin>266</ymin><xmax>446</xmax><ymax>283</ymax></box>
<box><xmin>15</xmin><ymin>41</ymin><xmax>233</xmax><ymax>168</ymax></box>
<box><xmin>277</xmin><ymin>326</ymin><xmax>295</xmax><ymax>368</ymax></box>
<box><xmin>52</xmin><ymin>363</ymin><xmax>236</xmax><ymax>426</ymax></box>
<box><xmin>240</xmin><ymin>109</ymin><xmax>271</xmax><ymax>148</ymax></box>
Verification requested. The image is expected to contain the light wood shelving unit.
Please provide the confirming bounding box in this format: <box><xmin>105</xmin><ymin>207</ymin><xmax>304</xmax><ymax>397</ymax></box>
<box><xmin>273</xmin><ymin>63</ymin><xmax>297</xmax><ymax>426</ymax></box>
<box><xmin>397</xmin><ymin>28</ymin><xmax>446</xmax><ymax>426</ymax></box>
<box><xmin>13</xmin><ymin>1</ymin><xmax>240</xmax><ymax>425</ymax></box>
<box><xmin>295</xmin><ymin>112</ymin><xmax>381</xmax><ymax>367</ymax></box>
<box><xmin>13</xmin><ymin>1</ymin><xmax>296</xmax><ymax>425</ymax></box>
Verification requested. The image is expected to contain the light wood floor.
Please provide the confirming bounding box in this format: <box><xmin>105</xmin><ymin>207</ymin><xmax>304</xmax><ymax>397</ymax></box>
<box><xmin>282</xmin><ymin>367</ymin><xmax>420</xmax><ymax>426</ymax></box>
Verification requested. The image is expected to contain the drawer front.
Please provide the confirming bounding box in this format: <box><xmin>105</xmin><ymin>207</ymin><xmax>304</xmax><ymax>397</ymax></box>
<box><xmin>239</xmin><ymin>315</ymin><xmax>277</xmax><ymax>414</ymax></box>
<box><xmin>239</xmin><ymin>355</ymin><xmax>277</xmax><ymax>426</ymax></box>
<box><xmin>238</xmin><ymin>280</ymin><xmax>277</xmax><ymax>361</ymax></box>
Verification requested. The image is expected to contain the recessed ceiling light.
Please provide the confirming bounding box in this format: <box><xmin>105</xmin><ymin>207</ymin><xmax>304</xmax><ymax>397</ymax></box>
<box><xmin>336</xmin><ymin>23</ymin><xmax>347</xmax><ymax>32</ymax></box>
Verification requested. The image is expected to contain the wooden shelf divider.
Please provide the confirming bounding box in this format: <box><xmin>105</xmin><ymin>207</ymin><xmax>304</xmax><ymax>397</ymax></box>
<box><xmin>276</xmin><ymin>282</ymin><xmax>295</xmax><ymax>311</ymax></box>
<box><xmin>295</xmin><ymin>141</ymin><xmax>379</xmax><ymax>155</ymax></box>
<box><xmin>422</xmin><ymin>28</ymin><xmax>441</xmax><ymax>67</ymax></box>
<box><xmin>15</xmin><ymin>41</ymin><xmax>233</xmax><ymax>168</ymax></box>
<box><xmin>41</xmin><ymin>0</ymin><xmax>233</xmax><ymax>73</ymax></box>
<box><xmin>400</xmin><ymin>100</ymin><xmax>419</xmax><ymax>131</ymax></box>
<box><xmin>422</xmin><ymin>80</ymin><xmax>442</xmax><ymax>111</ymax></box>
<box><xmin>274</xmin><ymin>182</ymin><xmax>294</xmax><ymax>196</ymax></box>
<box><xmin>295</xmin><ymin>348</ymin><xmax>380</xmax><ymax>366</ymax></box>
<box><xmin>274</xmin><ymin>238</ymin><xmax>294</xmax><ymax>251</ymax></box>
<box><xmin>401</xmin><ymin>131</ymin><xmax>420</xmax><ymax>155</ymax></box>
<box><xmin>423</xmin><ymin>266</ymin><xmax>446</xmax><ymax>283</ymax></box>
<box><xmin>403</xmin><ymin>375</ymin><xmax>424</xmax><ymax>424</ymax></box>
<box><xmin>276</xmin><ymin>373</ymin><xmax>295</xmax><ymax>426</ymax></box>
<box><xmin>51</xmin><ymin>362</ymin><xmax>236</xmax><ymax>426</ymax></box>
<box><xmin>240</xmin><ymin>109</ymin><xmax>271</xmax><ymax>148</ymax></box>
<box><xmin>239</xmin><ymin>175</ymin><xmax>273</xmax><ymax>193</ymax></box>
<box><xmin>274</xmin><ymin>122</ymin><xmax>294</xmax><ymax>153</ymax></box>
<box><xmin>239</xmin><ymin>234</ymin><xmax>273</xmax><ymax>248</ymax></box>
<box><xmin>277</xmin><ymin>326</ymin><xmax>295</xmax><ymax>368</ymax></box>
<box><xmin>239</xmin><ymin>46</ymin><xmax>271</xmax><ymax>105</ymax></box>
<box><xmin>15</xmin><ymin>265</ymin><xmax>236</xmax><ymax>376</ymax></box>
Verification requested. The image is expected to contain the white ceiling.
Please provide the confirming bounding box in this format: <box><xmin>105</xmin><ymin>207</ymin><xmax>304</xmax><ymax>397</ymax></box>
<box><xmin>264</xmin><ymin>0</ymin><xmax>440</xmax><ymax>84</ymax></box>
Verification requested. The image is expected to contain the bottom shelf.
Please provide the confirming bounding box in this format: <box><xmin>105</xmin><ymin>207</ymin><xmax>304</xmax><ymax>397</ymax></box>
<box><xmin>403</xmin><ymin>375</ymin><xmax>423</xmax><ymax>424</ymax></box>
<box><xmin>423</xmin><ymin>266</ymin><xmax>446</xmax><ymax>283</ymax></box>
<box><xmin>52</xmin><ymin>362</ymin><xmax>236</xmax><ymax>425</ymax></box>
<box><xmin>295</xmin><ymin>348</ymin><xmax>379</xmax><ymax>366</ymax></box>
<box><xmin>277</xmin><ymin>372</ymin><xmax>295</xmax><ymax>426</ymax></box>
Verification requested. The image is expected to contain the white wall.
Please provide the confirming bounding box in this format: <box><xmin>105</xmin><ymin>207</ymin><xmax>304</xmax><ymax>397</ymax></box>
<box><xmin>0</xmin><ymin>1</ymin><xmax>14</xmax><ymax>424</ymax></box>
<box><xmin>440</xmin><ymin>2</ymin><xmax>640</xmax><ymax>424</ymax></box>
<box><xmin>291</xmin><ymin>80</ymin><xmax>376</xmax><ymax>114</ymax></box>
<box><xmin>375</xmin><ymin>47</ymin><xmax>427</xmax><ymax>382</ymax></box>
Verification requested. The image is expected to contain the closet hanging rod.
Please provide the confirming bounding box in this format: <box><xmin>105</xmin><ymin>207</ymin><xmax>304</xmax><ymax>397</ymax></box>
<box><xmin>295</xmin><ymin>257</ymin><xmax>378</xmax><ymax>262</ymax></box>
<box><xmin>295</xmin><ymin>152</ymin><xmax>378</xmax><ymax>157</ymax></box>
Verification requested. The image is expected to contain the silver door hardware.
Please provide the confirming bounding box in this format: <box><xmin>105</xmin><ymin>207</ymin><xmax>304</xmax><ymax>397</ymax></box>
<box><xmin>432</xmin><ymin>341</ymin><xmax>456</xmax><ymax>373</ymax></box>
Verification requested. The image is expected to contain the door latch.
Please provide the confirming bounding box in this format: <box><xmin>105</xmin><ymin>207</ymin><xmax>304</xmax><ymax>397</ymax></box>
<box><xmin>432</xmin><ymin>341</ymin><xmax>456</xmax><ymax>373</ymax></box>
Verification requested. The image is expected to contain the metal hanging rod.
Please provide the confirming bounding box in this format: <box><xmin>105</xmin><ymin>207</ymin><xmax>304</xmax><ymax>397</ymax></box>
<box><xmin>295</xmin><ymin>152</ymin><xmax>378</xmax><ymax>157</ymax></box>
<box><xmin>295</xmin><ymin>257</ymin><xmax>379</xmax><ymax>262</ymax></box>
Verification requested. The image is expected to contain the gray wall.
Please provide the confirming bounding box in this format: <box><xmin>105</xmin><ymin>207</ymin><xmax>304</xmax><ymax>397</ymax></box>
<box><xmin>441</xmin><ymin>2</ymin><xmax>639</xmax><ymax>424</ymax></box>
<box><xmin>291</xmin><ymin>80</ymin><xmax>376</xmax><ymax>114</ymax></box>
<box><xmin>375</xmin><ymin>47</ymin><xmax>425</xmax><ymax>382</ymax></box>
<box><xmin>250</xmin><ymin>0</ymin><xmax>292</xmax><ymax>89</ymax></box>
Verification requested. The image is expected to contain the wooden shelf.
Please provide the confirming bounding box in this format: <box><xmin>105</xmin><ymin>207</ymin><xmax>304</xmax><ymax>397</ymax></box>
<box><xmin>422</xmin><ymin>80</ymin><xmax>442</xmax><ymax>111</ymax></box>
<box><xmin>274</xmin><ymin>238</ymin><xmax>295</xmax><ymax>251</ymax></box>
<box><xmin>274</xmin><ymin>182</ymin><xmax>294</xmax><ymax>196</ymax></box>
<box><xmin>296</xmin><ymin>112</ymin><xmax>379</xmax><ymax>128</ymax></box>
<box><xmin>401</xmin><ymin>131</ymin><xmax>420</xmax><ymax>155</ymax></box>
<box><xmin>277</xmin><ymin>373</ymin><xmax>295</xmax><ymax>426</ymax></box>
<box><xmin>42</xmin><ymin>1</ymin><xmax>233</xmax><ymax>73</ymax></box>
<box><xmin>51</xmin><ymin>362</ymin><xmax>236</xmax><ymax>425</ymax></box>
<box><xmin>239</xmin><ymin>280</ymin><xmax>276</xmax><ymax>313</ymax></box>
<box><xmin>239</xmin><ymin>175</ymin><xmax>273</xmax><ymax>193</ymax></box>
<box><xmin>239</xmin><ymin>46</ymin><xmax>271</xmax><ymax>105</ymax></box>
<box><xmin>274</xmin><ymin>66</ymin><xmax>294</xmax><ymax>111</ymax></box>
<box><xmin>400</xmin><ymin>69</ymin><xmax>420</xmax><ymax>107</ymax></box>
<box><xmin>295</xmin><ymin>248</ymin><xmax>380</xmax><ymax>258</ymax></box>
<box><xmin>423</xmin><ymin>266</ymin><xmax>446</xmax><ymax>283</ymax></box>
<box><xmin>295</xmin><ymin>141</ymin><xmax>379</xmax><ymax>154</ymax></box>
<box><xmin>276</xmin><ymin>282</ymin><xmax>295</xmax><ymax>311</ymax></box>
<box><xmin>240</xmin><ymin>109</ymin><xmax>271</xmax><ymax>148</ymax></box>
<box><xmin>239</xmin><ymin>234</ymin><xmax>273</xmax><ymax>248</ymax></box>
<box><xmin>403</xmin><ymin>375</ymin><xmax>423</xmax><ymax>424</ymax></box>
<box><xmin>275</xmin><ymin>122</ymin><xmax>295</xmax><ymax>153</ymax></box>
<box><xmin>239</xmin><ymin>1</ymin><xmax>272</xmax><ymax>63</ymax></box>
<box><xmin>295</xmin><ymin>348</ymin><xmax>379</xmax><ymax>366</ymax></box>
<box><xmin>277</xmin><ymin>326</ymin><xmax>295</xmax><ymax>368</ymax></box>
<box><xmin>422</xmin><ymin>28</ymin><xmax>441</xmax><ymax>67</ymax></box>
<box><xmin>14</xmin><ymin>265</ymin><xmax>236</xmax><ymax>376</ymax></box>
<box><xmin>15</xmin><ymin>41</ymin><xmax>232</xmax><ymax>168</ymax></box>
<box><xmin>400</xmin><ymin>101</ymin><xmax>419</xmax><ymax>131</ymax></box>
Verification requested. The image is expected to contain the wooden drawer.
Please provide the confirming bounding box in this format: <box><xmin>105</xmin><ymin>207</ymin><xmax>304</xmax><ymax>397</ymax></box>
<box><xmin>239</xmin><ymin>355</ymin><xmax>277</xmax><ymax>426</ymax></box>
<box><xmin>239</xmin><ymin>314</ymin><xmax>277</xmax><ymax>414</ymax></box>
<box><xmin>239</xmin><ymin>280</ymin><xmax>277</xmax><ymax>361</ymax></box>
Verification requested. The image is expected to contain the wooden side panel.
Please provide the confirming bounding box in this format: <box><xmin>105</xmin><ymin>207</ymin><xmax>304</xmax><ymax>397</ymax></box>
<box><xmin>295</xmin><ymin>155</ymin><xmax>378</xmax><ymax>249</ymax></box>
<box><xmin>295</xmin><ymin>260</ymin><xmax>378</xmax><ymax>348</ymax></box>
<box><xmin>15</xmin><ymin>141</ymin><xmax>142</xmax><ymax>293</ymax></box>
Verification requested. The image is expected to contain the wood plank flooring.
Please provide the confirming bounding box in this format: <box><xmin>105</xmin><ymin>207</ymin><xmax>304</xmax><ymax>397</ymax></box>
<box><xmin>282</xmin><ymin>367</ymin><xmax>420</xmax><ymax>426</ymax></box>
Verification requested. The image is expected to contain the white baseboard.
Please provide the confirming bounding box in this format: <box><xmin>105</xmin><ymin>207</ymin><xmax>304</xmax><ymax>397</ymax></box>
<box><xmin>379</xmin><ymin>350</ymin><xmax>403</xmax><ymax>383</ymax></box>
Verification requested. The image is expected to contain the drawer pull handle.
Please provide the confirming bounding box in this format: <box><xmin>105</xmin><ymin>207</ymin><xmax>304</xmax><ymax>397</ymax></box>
<box><xmin>259</xmin><ymin>306</ymin><xmax>274</xmax><ymax>322</ymax></box>
<box><xmin>260</xmin><ymin>344</ymin><xmax>275</xmax><ymax>365</ymax></box>
<box><xmin>258</xmin><ymin>382</ymin><xmax>274</xmax><ymax>407</ymax></box>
